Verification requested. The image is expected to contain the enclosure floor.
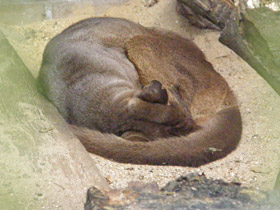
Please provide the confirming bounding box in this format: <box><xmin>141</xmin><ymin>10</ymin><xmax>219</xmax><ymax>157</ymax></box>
<box><xmin>2</xmin><ymin>0</ymin><xmax>280</xmax><ymax>191</ymax></box>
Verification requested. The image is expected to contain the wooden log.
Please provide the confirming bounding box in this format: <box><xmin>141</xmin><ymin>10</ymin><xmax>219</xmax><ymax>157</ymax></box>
<box><xmin>0</xmin><ymin>30</ymin><xmax>109</xmax><ymax>210</ymax></box>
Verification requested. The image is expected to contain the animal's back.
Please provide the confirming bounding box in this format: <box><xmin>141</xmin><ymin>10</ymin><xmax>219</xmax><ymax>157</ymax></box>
<box><xmin>58</xmin><ymin>17</ymin><xmax>237</xmax><ymax>122</ymax></box>
<box><xmin>126</xmin><ymin>32</ymin><xmax>237</xmax><ymax>124</ymax></box>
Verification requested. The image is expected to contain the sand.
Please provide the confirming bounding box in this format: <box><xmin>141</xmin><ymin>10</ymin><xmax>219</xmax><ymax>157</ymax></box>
<box><xmin>1</xmin><ymin>0</ymin><xmax>280</xmax><ymax>191</ymax></box>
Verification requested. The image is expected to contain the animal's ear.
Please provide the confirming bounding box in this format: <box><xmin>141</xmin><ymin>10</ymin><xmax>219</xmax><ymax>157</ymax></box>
<box><xmin>137</xmin><ymin>80</ymin><xmax>168</xmax><ymax>104</ymax></box>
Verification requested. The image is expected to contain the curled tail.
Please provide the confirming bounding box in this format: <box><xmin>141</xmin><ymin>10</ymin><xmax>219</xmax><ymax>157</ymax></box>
<box><xmin>71</xmin><ymin>106</ymin><xmax>242</xmax><ymax>167</ymax></box>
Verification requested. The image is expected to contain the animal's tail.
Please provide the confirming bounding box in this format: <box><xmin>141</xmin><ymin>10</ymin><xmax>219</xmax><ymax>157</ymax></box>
<box><xmin>71</xmin><ymin>106</ymin><xmax>242</xmax><ymax>167</ymax></box>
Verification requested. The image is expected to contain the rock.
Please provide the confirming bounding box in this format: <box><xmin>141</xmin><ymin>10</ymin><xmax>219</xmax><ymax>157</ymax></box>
<box><xmin>85</xmin><ymin>173</ymin><xmax>280</xmax><ymax>209</ymax></box>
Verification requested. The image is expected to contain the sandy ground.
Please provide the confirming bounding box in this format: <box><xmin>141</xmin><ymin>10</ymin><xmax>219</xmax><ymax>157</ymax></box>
<box><xmin>1</xmin><ymin>0</ymin><xmax>280</xmax><ymax>191</ymax></box>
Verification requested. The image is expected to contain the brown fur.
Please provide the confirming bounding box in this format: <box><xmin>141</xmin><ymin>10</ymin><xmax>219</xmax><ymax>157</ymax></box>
<box><xmin>38</xmin><ymin>17</ymin><xmax>242</xmax><ymax>167</ymax></box>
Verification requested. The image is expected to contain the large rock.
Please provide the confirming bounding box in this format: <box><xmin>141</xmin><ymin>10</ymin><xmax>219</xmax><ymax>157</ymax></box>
<box><xmin>0</xmin><ymin>30</ymin><xmax>109</xmax><ymax>210</ymax></box>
